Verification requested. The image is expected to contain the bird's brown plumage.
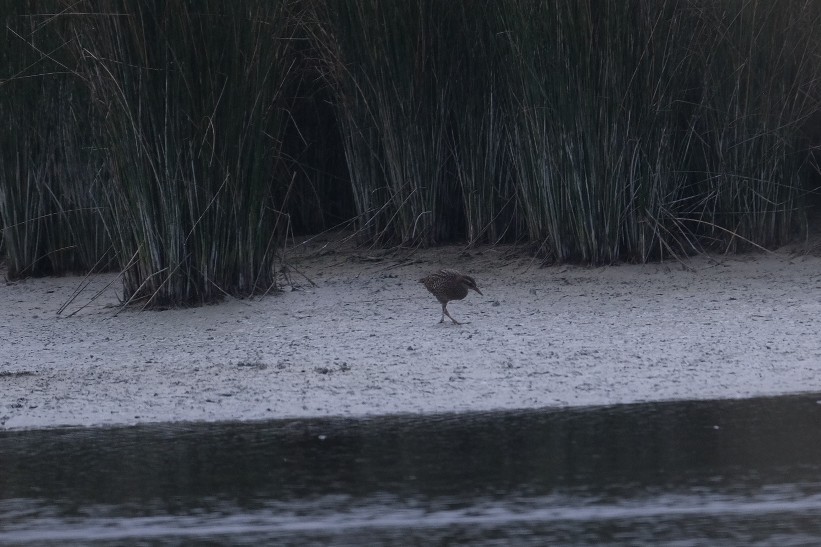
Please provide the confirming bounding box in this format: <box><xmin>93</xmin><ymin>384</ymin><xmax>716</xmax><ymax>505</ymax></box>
<box><xmin>419</xmin><ymin>269</ymin><xmax>483</xmax><ymax>324</ymax></box>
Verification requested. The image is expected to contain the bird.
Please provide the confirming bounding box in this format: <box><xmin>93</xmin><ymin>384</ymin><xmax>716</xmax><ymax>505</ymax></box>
<box><xmin>419</xmin><ymin>269</ymin><xmax>483</xmax><ymax>324</ymax></box>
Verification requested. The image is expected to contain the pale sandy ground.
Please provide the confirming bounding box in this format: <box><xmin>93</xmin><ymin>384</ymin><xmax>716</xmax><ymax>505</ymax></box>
<box><xmin>2</xmin><ymin>238</ymin><xmax>821</xmax><ymax>430</ymax></box>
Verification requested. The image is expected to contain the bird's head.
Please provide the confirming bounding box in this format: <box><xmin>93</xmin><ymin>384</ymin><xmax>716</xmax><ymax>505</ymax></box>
<box><xmin>461</xmin><ymin>274</ymin><xmax>483</xmax><ymax>296</ymax></box>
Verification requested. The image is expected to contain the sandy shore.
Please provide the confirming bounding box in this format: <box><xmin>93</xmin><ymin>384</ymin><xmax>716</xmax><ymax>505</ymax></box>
<box><xmin>3</xmin><ymin>240</ymin><xmax>821</xmax><ymax>430</ymax></box>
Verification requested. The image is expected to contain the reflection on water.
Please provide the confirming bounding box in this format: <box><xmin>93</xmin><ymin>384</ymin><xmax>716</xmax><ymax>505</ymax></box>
<box><xmin>2</xmin><ymin>394</ymin><xmax>821</xmax><ymax>545</ymax></box>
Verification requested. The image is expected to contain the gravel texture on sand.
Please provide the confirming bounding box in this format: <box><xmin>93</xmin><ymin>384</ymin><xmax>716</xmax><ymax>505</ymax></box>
<box><xmin>2</xmin><ymin>241</ymin><xmax>821</xmax><ymax>430</ymax></box>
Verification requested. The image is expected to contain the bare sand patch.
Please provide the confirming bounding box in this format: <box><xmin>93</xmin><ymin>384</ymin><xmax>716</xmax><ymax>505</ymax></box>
<box><xmin>2</xmin><ymin>241</ymin><xmax>821</xmax><ymax>430</ymax></box>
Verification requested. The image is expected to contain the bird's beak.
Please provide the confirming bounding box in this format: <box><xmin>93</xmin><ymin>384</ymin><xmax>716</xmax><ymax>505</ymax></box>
<box><xmin>473</xmin><ymin>287</ymin><xmax>483</xmax><ymax>296</ymax></box>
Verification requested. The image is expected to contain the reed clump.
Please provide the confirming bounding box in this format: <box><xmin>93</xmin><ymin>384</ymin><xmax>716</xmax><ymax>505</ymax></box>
<box><xmin>307</xmin><ymin>0</ymin><xmax>461</xmax><ymax>245</ymax></box>
<box><xmin>0</xmin><ymin>2</ymin><xmax>111</xmax><ymax>278</ymax></box>
<box><xmin>501</xmin><ymin>0</ymin><xmax>821</xmax><ymax>261</ymax></box>
<box><xmin>687</xmin><ymin>0</ymin><xmax>819</xmax><ymax>251</ymax></box>
<box><xmin>63</xmin><ymin>0</ymin><xmax>302</xmax><ymax>306</ymax></box>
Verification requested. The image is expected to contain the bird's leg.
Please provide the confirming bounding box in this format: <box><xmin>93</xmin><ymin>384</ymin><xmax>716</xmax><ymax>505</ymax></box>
<box><xmin>442</xmin><ymin>304</ymin><xmax>461</xmax><ymax>325</ymax></box>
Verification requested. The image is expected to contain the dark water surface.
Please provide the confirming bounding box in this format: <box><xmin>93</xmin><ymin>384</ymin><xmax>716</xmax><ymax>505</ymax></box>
<box><xmin>3</xmin><ymin>394</ymin><xmax>821</xmax><ymax>545</ymax></box>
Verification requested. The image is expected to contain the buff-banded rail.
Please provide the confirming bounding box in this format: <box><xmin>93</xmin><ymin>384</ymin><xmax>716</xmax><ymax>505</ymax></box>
<box><xmin>419</xmin><ymin>269</ymin><xmax>483</xmax><ymax>324</ymax></box>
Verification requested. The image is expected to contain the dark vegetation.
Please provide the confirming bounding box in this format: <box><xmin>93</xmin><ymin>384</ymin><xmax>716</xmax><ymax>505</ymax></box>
<box><xmin>2</xmin><ymin>0</ymin><xmax>820</xmax><ymax>306</ymax></box>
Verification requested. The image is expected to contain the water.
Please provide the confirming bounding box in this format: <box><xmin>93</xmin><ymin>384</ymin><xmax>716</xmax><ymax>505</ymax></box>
<box><xmin>2</xmin><ymin>394</ymin><xmax>821</xmax><ymax>545</ymax></box>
